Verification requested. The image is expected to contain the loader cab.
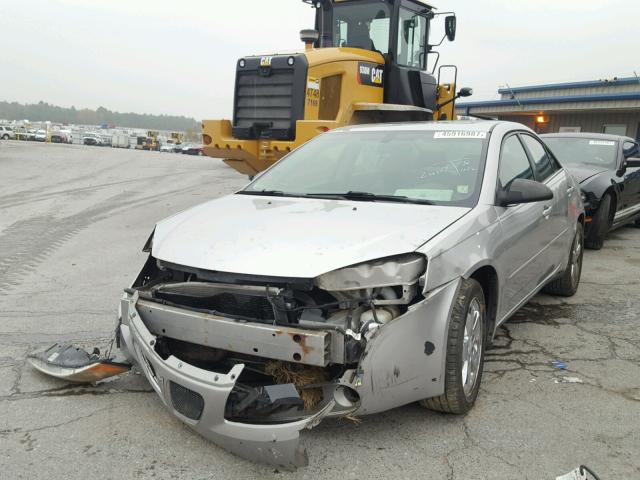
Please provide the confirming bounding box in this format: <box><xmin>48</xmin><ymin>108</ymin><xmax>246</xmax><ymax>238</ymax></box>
<box><xmin>311</xmin><ymin>0</ymin><xmax>453</xmax><ymax>112</ymax></box>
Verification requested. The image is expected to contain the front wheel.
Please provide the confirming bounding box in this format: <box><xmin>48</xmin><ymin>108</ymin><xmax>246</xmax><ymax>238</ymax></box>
<box><xmin>543</xmin><ymin>223</ymin><xmax>583</xmax><ymax>297</ymax></box>
<box><xmin>421</xmin><ymin>278</ymin><xmax>485</xmax><ymax>414</ymax></box>
<box><xmin>2</xmin><ymin>134</ymin><xmax>8</xmax><ymax>140</ymax></box>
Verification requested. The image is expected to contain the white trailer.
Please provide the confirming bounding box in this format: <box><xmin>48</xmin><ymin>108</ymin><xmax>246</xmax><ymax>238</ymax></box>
<box><xmin>111</xmin><ymin>133</ymin><xmax>130</xmax><ymax>148</ymax></box>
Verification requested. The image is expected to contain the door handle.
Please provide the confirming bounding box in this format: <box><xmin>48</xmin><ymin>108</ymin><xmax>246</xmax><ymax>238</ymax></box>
<box><xmin>542</xmin><ymin>206</ymin><xmax>553</xmax><ymax>217</ymax></box>
<box><xmin>566</xmin><ymin>186</ymin><xmax>575</xmax><ymax>195</ymax></box>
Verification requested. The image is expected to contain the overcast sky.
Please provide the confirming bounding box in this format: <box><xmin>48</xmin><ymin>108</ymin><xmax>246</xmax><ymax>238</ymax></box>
<box><xmin>1</xmin><ymin>0</ymin><xmax>639</xmax><ymax>120</ymax></box>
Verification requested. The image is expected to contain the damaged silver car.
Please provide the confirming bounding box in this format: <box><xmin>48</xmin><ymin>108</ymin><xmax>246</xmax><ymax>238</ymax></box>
<box><xmin>31</xmin><ymin>121</ymin><xmax>585</xmax><ymax>469</ymax></box>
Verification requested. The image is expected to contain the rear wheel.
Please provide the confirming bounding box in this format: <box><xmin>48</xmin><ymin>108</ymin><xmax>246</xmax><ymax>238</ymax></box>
<box><xmin>421</xmin><ymin>278</ymin><xmax>485</xmax><ymax>414</ymax></box>
<box><xmin>585</xmin><ymin>194</ymin><xmax>612</xmax><ymax>250</ymax></box>
<box><xmin>2</xmin><ymin>134</ymin><xmax>8</xmax><ymax>140</ymax></box>
<box><xmin>543</xmin><ymin>223</ymin><xmax>583</xmax><ymax>297</ymax></box>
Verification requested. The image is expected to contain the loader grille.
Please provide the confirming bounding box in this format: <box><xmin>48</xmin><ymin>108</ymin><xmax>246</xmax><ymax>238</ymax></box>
<box><xmin>170</xmin><ymin>381</ymin><xmax>204</xmax><ymax>421</ymax></box>
<box><xmin>232</xmin><ymin>54</ymin><xmax>308</xmax><ymax>141</ymax></box>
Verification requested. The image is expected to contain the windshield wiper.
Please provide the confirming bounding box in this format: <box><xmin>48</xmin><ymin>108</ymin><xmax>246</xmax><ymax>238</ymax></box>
<box><xmin>304</xmin><ymin>191</ymin><xmax>434</xmax><ymax>205</ymax></box>
<box><xmin>236</xmin><ymin>189</ymin><xmax>289</xmax><ymax>197</ymax></box>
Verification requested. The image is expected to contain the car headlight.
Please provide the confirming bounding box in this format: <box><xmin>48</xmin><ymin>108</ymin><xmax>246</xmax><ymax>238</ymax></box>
<box><xmin>315</xmin><ymin>253</ymin><xmax>427</xmax><ymax>291</ymax></box>
<box><xmin>142</xmin><ymin>228</ymin><xmax>155</xmax><ymax>253</ymax></box>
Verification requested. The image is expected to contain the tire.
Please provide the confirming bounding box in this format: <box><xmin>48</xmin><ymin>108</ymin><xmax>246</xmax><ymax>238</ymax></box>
<box><xmin>585</xmin><ymin>194</ymin><xmax>612</xmax><ymax>250</ymax></box>
<box><xmin>2</xmin><ymin>134</ymin><xmax>8</xmax><ymax>140</ymax></box>
<box><xmin>543</xmin><ymin>223</ymin><xmax>584</xmax><ymax>297</ymax></box>
<box><xmin>421</xmin><ymin>278</ymin><xmax>485</xmax><ymax>414</ymax></box>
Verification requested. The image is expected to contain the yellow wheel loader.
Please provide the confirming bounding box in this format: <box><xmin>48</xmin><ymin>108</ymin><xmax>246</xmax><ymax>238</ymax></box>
<box><xmin>202</xmin><ymin>0</ymin><xmax>472</xmax><ymax>176</ymax></box>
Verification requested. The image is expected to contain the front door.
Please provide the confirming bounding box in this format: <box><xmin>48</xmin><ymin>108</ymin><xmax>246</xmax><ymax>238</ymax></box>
<box><xmin>520</xmin><ymin>133</ymin><xmax>571</xmax><ymax>273</ymax></box>
<box><xmin>617</xmin><ymin>140</ymin><xmax>640</xmax><ymax>223</ymax></box>
<box><xmin>495</xmin><ymin>134</ymin><xmax>553</xmax><ymax>317</ymax></box>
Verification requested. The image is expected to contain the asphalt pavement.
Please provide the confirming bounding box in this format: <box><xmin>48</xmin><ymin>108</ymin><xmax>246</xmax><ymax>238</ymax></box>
<box><xmin>0</xmin><ymin>141</ymin><xmax>638</xmax><ymax>479</ymax></box>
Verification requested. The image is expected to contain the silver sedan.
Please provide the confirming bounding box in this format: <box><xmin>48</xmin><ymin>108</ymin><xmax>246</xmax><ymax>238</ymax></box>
<box><xmin>115</xmin><ymin>120</ymin><xmax>584</xmax><ymax>468</ymax></box>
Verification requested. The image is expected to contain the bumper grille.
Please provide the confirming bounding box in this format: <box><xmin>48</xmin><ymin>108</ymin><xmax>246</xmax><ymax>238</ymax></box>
<box><xmin>169</xmin><ymin>381</ymin><xmax>204</xmax><ymax>421</ymax></box>
<box><xmin>208</xmin><ymin>292</ymin><xmax>275</xmax><ymax>321</ymax></box>
<box><xmin>154</xmin><ymin>290</ymin><xmax>276</xmax><ymax>322</ymax></box>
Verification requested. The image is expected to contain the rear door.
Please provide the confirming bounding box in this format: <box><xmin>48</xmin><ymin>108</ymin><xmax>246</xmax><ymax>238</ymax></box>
<box><xmin>495</xmin><ymin>134</ymin><xmax>550</xmax><ymax>316</ymax></box>
<box><xmin>520</xmin><ymin>133</ymin><xmax>571</xmax><ymax>272</ymax></box>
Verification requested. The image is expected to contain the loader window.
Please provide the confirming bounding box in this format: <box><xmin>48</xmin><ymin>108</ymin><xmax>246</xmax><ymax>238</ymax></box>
<box><xmin>397</xmin><ymin>7</ymin><xmax>427</xmax><ymax>68</ymax></box>
<box><xmin>333</xmin><ymin>2</ymin><xmax>391</xmax><ymax>53</ymax></box>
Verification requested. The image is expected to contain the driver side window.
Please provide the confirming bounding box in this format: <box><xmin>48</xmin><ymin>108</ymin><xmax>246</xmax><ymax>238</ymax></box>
<box><xmin>499</xmin><ymin>135</ymin><xmax>534</xmax><ymax>189</ymax></box>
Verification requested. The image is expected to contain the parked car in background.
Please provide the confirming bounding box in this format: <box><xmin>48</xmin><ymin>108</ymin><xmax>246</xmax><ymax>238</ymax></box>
<box><xmin>542</xmin><ymin>133</ymin><xmax>640</xmax><ymax>249</ymax></box>
<box><xmin>160</xmin><ymin>143</ymin><xmax>175</xmax><ymax>153</ymax></box>
<box><xmin>60</xmin><ymin>129</ymin><xmax>74</xmax><ymax>144</ymax></box>
<box><xmin>27</xmin><ymin>129</ymin><xmax>37</xmax><ymax>141</ymax></box>
<box><xmin>83</xmin><ymin>133</ymin><xmax>105</xmax><ymax>146</ymax></box>
<box><xmin>50</xmin><ymin>131</ymin><xmax>68</xmax><ymax>143</ymax></box>
<box><xmin>34</xmin><ymin>130</ymin><xmax>47</xmax><ymax>142</ymax></box>
<box><xmin>14</xmin><ymin>128</ymin><xmax>28</xmax><ymax>141</ymax></box>
<box><xmin>94</xmin><ymin>121</ymin><xmax>583</xmax><ymax>468</ymax></box>
<box><xmin>0</xmin><ymin>126</ymin><xmax>16</xmax><ymax>140</ymax></box>
<box><xmin>181</xmin><ymin>143</ymin><xmax>204</xmax><ymax>155</ymax></box>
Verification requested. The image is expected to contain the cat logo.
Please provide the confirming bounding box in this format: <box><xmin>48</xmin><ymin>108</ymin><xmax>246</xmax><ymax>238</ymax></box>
<box><xmin>260</xmin><ymin>56</ymin><xmax>273</xmax><ymax>67</ymax></box>
<box><xmin>357</xmin><ymin>62</ymin><xmax>384</xmax><ymax>88</ymax></box>
<box><xmin>371</xmin><ymin>68</ymin><xmax>383</xmax><ymax>85</ymax></box>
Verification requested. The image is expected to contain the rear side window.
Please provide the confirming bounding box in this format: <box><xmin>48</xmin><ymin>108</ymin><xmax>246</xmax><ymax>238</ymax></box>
<box><xmin>521</xmin><ymin>134</ymin><xmax>557</xmax><ymax>182</ymax></box>
<box><xmin>499</xmin><ymin>135</ymin><xmax>534</xmax><ymax>189</ymax></box>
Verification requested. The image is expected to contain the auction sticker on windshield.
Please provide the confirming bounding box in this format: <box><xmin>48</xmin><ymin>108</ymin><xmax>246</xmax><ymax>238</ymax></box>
<box><xmin>434</xmin><ymin>131</ymin><xmax>487</xmax><ymax>139</ymax></box>
<box><xmin>588</xmin><ymin>140</ymin><xmax>616</xmax><ymax>146</ymax></box>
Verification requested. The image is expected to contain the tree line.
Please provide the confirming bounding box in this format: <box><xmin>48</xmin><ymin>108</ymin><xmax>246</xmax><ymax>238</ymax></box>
<box><xmin>0</xmin><ymin>100</ymin><xmax>200</xmax><ymax>131</ymax></box>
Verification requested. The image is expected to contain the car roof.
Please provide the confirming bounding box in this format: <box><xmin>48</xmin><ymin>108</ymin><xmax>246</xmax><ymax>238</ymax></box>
<box><xmin>541</xmin><ymin>132</ymin><xmax>635</xmax><ymax>143</ymax></box>
<box><xmin>332</xmin><ymin>119</ymin><xmax>519</xmax><ymax>134</ymax></box>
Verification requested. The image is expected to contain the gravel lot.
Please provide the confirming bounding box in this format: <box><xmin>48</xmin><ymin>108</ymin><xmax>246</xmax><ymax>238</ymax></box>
<box><xmin>1</xmin><ymin>141</ymin><xmax>639</xmax><ymax>479</ymax></box>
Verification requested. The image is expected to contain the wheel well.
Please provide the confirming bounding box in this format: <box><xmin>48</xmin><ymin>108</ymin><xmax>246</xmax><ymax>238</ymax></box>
<box><xmin>605</xmin><ymin>189</ymin><xmax>617</xmax><ymax>226</ymax></box>
<box><xmin>469</xmin><ymin>266</ymin><xmax>499</xmax><ymax>343</ymax></box>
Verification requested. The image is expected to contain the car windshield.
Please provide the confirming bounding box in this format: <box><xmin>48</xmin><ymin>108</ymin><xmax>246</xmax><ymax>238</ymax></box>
<box><xmin>242</xmin><ymin>129</ymin><xmax>489</xmax><ymax>207</ymax></box>
<box><xmin>544</xmin><ymin>137</ymin><xmax>619</xmax><ymax>169</ymax></box>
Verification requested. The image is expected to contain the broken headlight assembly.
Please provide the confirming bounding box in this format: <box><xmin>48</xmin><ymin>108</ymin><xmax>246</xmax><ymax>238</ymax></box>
<box><xmin>310</xmin><ymin>253</ymin><xmax>427</xmax><ymax>331</ymax></box>
<box><xmin>315</xmin><ymin>252</ymin><xmax>426</xmax><ymax>299</ymax></box>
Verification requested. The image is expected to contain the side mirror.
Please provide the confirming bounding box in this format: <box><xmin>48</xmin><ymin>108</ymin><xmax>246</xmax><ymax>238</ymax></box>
<box><xmin>445</xmin><ymin>15</ymin><xmax>457</xmax><ymax>41</ymax></box>
<box><xmin>623</xmin><ymin>141</ymin><xmax>639</xmax><ymax>158</ymax></box>
<box><xmin>498</xmin><ymin>178</ymin><xmax>553</xmax><ymax>207</ymax></box>
<box><xmin>458</xmin><ymin>87</ymin><xmax>473</xmax><ymax>98</ymax></box>
<box><xmin>624</xmin><ymin>158</ymin><xmax>640</xmax><ymax>168</ymax></box>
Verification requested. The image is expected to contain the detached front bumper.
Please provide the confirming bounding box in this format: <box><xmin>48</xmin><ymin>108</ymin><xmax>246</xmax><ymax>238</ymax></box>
<box><xmin>119</xmin><ymin>292</ymin><xmax>332</xmax><ymax>470</ymax></box>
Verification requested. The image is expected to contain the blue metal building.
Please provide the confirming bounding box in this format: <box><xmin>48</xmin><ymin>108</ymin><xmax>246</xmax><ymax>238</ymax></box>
<box><xmin>456</xmin><ymin>76</ymin><xmax>640</xmax><ymax>140</ymax></box>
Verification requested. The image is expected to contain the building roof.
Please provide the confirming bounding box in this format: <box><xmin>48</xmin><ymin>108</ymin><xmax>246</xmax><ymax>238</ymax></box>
<box><xmin>497</xmin><ymin>76</ymin><xmax>640</xmax><ymax>95</ymax></box>
<box><xmin>459</xmin><ymin>92</ymin><xmax>640</xmax><ymax>109</ymax></box>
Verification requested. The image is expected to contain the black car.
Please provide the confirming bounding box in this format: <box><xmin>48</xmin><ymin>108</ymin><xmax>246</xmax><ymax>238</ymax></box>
<box><xmin>542</xmin><ymin>133</ymin><xmax>640</xmax><ymax>249</ymax></box>
<box><xmin>181</xmin><ymin>144</ymin><xmax>204</xmax><ymax>155</ymax></box>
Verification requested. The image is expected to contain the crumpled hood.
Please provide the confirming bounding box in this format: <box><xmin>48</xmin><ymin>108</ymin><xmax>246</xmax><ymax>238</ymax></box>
<box><xmin>568</xmin><ymin>166</ymin><xmax>608</xmax><ymax>184</ymax></box>
<box><xmin>152</xmin><ymin>194</ymin><xmax>470</xmax><ymax>278</ymax></box>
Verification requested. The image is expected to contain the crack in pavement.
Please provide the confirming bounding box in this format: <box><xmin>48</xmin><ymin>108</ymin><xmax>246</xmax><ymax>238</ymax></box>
<box><xmin>0</xmin><ymin>405</ymin><xmax>123</xmax><ymax>436</ymax></box>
